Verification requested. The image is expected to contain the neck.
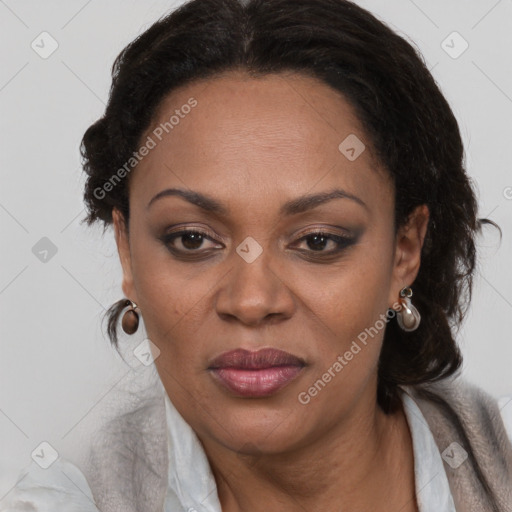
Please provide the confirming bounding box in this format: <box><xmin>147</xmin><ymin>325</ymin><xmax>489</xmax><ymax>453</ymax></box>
<box><xmin>198</xmin><ymin>384</ymin><xmax>417</xmax><ymax>512</ymax></box>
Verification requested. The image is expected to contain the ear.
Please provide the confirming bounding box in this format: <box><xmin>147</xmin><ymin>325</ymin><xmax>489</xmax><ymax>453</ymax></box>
<box><xmin>387</xmin><ymin>204</ymin><xmax>430</xmax><ymax>307</ymax></box>
<box><xmin>112</xmin><ymin>208</ymin><xmax>138</xmax><ymax>302</ymax></box>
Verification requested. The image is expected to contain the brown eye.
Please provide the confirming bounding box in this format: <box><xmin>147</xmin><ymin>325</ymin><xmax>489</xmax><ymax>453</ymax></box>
<box><xmin>294</xmin><ymin>231</ymin><xmax>357</xmax><ymax>255</ymax></box>
<box><xmin>160</xmin><ymin>229</ymin><xmax>222</xmax><ymax>253</ymax></box>
<box><xmin>179</xmin><ymin>231</ymin><xmax>205</xmax><ymax>250</ymax></box>
<box><xmin>302</xmin><ymin>233</ymin><xmax>335</xmax><ymax>251</ymax></box>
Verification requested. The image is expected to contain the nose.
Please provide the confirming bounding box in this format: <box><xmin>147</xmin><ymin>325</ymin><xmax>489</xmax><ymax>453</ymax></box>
<box><xmin>214</xmin><ymin>245</ymin><xmax>296</xmax><ymax>327</ymax></box>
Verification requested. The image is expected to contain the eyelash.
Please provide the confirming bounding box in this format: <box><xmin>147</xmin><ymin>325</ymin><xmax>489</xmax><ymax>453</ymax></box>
<box><xmin>159</xmin><ymin>228</ymin><xmax>357</xmax><ymax>259</ymax></box>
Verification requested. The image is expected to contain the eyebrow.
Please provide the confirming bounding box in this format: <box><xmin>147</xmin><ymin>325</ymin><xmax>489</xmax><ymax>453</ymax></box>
<box><xmin>146</xmin><ymin>187</ymin><xmax>368</xmax><ymax>216</ymax></box>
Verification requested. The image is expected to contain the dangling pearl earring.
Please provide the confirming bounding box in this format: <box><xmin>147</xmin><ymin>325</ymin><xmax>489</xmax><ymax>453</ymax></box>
<box><xmin>121</xmin><ymin>299</ymin><xmax>140</xmax><ymax>335</ymax></box>
<box><xmin>396</xmin><ymin>287</ymin><xmax>421</xmax><ymax>332</ymax></box>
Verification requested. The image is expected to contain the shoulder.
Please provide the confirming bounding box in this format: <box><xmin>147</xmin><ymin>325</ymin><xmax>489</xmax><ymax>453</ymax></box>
<box><xmin>402</xmin><ymin>377</ymin><xmax>512</xmax><ymax>509</ymax></box>
<box><xmin>83</xmin><ymin>390</ymin><xmax>169</xmax><ymax>511</ymax></box>
<box><xmin>1</xmin><ymin>390</ymin><xmax>169</xmax><ymax>512</ymax></box>
<box><xmin>0</xmin><ymin>458</ymin><xmax>99</xmax><ymax>511</ymax></box>
<box><xmin>403</xmin><ymin>376</ymin><xmax>512</xmax><ymax>454</ymax></box>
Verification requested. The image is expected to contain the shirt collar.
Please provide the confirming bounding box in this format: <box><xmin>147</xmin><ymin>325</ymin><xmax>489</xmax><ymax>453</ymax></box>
<box><xmin>164</xmin><ymin>392</ymin><xmax>222</xmax><ymax>512</ymax></box>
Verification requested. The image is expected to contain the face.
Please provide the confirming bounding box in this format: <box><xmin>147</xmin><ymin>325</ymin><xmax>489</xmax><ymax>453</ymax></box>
<box><xmin>113</xmin><ymin>70</ymin><xmax>429</xmax><ymax>456</ymax></box>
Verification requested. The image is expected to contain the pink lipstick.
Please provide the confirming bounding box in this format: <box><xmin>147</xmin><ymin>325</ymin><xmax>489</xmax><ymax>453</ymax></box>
<box><xmin>208</xmin><ymin>348</ymin><xmax>305</xmax><ymax>397</ymax></box>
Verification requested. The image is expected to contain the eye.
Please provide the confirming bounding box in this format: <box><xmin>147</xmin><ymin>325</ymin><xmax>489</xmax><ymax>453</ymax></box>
<box><xmin>160</xmin><ymin>229</ymin><xmax>223</xmax><ymax>254</ymax></box>
<box><xmin>159</xmin><ymin>227</ymin><xmax>358</xmax><ymax>260</ymax></box>
<box><xmin>293</xmin><ymin>230</ymin><xmax>356</xmax><ymax>255</ymax></box>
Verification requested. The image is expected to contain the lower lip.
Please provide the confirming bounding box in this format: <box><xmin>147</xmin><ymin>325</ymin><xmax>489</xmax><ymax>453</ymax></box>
<box><xmin>209</xmin><ymin>366</ymin><xmax>304</xmax><ymax>397</ymax></box>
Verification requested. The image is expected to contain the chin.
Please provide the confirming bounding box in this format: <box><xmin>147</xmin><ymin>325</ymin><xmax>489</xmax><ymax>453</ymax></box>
<box><xmin>211</xmin><ymin>405</ymin><xmax>308</xmax><ymax>453</ymax></box>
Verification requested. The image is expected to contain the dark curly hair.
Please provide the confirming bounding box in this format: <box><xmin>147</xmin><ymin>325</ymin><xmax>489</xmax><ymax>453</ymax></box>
<box><xmin>80</xmin><ymin>0</ymin><xmax>500</xmax><ymax>415</ymax></box>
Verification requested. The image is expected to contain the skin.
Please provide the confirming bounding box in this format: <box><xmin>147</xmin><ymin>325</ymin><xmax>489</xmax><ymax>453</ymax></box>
<box><xmin>112</xmin><ymin>70</ymin><xmax>429</xmax><ymax>511</ymax></box>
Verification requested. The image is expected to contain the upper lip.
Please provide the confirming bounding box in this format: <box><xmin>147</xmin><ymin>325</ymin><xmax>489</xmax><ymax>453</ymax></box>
<box><xmin>208</xmin><ymin>348</ymin><xmax>306</xmax><ymax>370</ymax></box>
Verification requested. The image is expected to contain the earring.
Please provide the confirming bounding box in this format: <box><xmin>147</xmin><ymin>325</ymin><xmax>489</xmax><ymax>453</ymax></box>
<box><xmin>396</xmin><ymin>287</ymin><xmax>421</xmax><ymax>332</ymax></box>
<box><xmin>121</xmin><ymin>299</ymin><xmax>140</xmax><ymax>335</ymax></box>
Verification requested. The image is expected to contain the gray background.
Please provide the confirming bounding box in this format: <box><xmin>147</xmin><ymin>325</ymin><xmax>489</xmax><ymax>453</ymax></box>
<box><xmin>1</xmin><ymin>0</ymin><xmax>511</xmax><ymax>494</ymax></box>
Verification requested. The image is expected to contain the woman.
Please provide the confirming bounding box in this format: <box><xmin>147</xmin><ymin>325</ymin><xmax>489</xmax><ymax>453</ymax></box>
<box><xmin>2</xmin><ymin>0</ymin><xmax>512</xmax><ymax>510</ymax></box>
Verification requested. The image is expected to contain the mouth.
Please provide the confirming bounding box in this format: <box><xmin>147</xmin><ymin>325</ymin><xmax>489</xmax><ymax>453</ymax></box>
<box><xmin>207</xmin><ymin>348</ymin><xmax>306</xmax><ymax>397</ymax></box>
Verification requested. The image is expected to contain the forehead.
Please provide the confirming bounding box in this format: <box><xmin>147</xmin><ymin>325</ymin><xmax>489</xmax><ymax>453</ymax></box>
<box><xmin>131</xmin><ymin>70</ymin><xmax>392</xmax><ymax>217</ymax></box>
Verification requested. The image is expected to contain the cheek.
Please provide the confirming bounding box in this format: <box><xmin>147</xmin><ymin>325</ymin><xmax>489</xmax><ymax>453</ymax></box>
<box><xmin>127</xmin><ymin>238</ymin><xmax>207</xmax><ymax>357</ymax></box>
<box><xmin>306</xmin><ymin>242</ymin><xmax>393</xmax><ymax>336</ymax></box>
<box><xmin>133</xmin><ymin>269</ymin><xmax>207</xmax><ymax>348</ymax></box>
<box><xmin>296</xmin><ymin>245</ymin><xmax>395</xmax><ymax>403</ymax></box>
<box><xmin>132</xmin><ymin>264</ymin><xmax>210</xmax><ymax>405</ymax></box>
